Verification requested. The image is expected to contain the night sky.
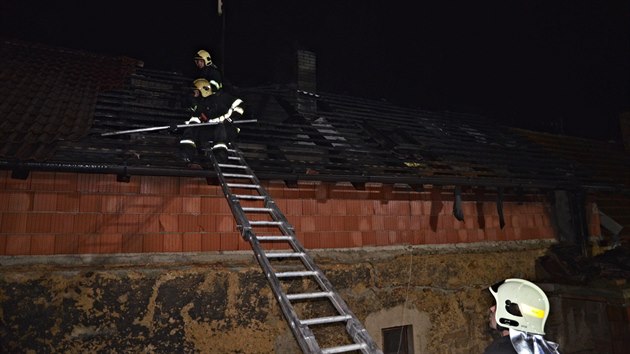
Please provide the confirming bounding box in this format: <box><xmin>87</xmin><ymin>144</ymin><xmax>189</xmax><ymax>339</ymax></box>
<box><xmin>2</xmin><ymin>0</ymin><xmax>629</xmax><ymax>141</ymax></box>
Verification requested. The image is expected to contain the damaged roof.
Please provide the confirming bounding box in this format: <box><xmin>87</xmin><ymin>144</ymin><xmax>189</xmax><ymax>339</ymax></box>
<box><xmin>1</xmin><ymin>39</ymin><xmax>629</xmax><ymax>196</ymax></box>
<box><xmin>0</xmin><ymin>39</ymin><xmax>142</xmax><ymax>161</ymax></box>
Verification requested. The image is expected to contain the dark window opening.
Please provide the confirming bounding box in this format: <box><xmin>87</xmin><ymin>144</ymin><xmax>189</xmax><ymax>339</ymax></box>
<box><xmin>382</xmin><ymin>325</ymin><xmax>414</xmax><ymax>354</ymax></box>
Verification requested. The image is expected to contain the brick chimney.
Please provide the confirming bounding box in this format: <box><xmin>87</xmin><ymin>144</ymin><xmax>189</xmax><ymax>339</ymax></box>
<box><xmin>271</xmin><ymin>44</ymin><xmax>318</xmax><ymax>114</ymax></box>
<box><xmin>296</xmin><ymin>49</ymin><xmax>317</xmax><ymax>114</ymax></box>
<box><xmin>297</xmin><ymin>49</ymin><xmax>316</xmax><ymax>93</ymax></box>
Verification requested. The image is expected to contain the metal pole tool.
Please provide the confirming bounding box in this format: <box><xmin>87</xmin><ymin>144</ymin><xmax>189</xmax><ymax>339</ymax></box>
<box><xmin>101</xmin><ymin>119</ymin><xmax>257</xmax><ymax>137</ymax></box>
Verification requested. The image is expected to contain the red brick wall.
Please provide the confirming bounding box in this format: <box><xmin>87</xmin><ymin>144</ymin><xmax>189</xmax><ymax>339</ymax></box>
<box><xmin>0</xmin><ymin>170</ymin><xmax>587</xmax><ymax>256</ymax></box>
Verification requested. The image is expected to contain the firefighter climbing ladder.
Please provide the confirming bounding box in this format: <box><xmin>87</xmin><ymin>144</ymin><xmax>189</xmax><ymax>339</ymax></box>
<box><xmin>209</xmin><ymin>146</ymin><xmax>383</xmax><ymax>354</ymax></box>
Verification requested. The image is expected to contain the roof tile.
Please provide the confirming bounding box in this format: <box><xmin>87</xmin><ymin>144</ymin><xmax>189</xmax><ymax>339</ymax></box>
<box><xmin>0</xmin><ymin>40</ymin><xmax>142</xmax><ymax>161</ymax></box>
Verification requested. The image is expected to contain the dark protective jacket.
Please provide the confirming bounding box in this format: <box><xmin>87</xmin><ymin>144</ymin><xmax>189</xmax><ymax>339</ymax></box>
<box><xmin>179</xmin><ymin>91</ymin><xmax>245</xmax><ymax>158</ymax></box>
<box><xmin>484</xmin><ymin>335</ymin><xmax>517</xmax><ymax>354</ymax></box>
<box><xmin>198</xmin><ymin>64</ymin><xmax>223</xmax><ymax>92</ymax></box>
<box><xmin>187</xmin><ymin>90</ymin><xmax>244</xmax><ymax>124</ymax></box>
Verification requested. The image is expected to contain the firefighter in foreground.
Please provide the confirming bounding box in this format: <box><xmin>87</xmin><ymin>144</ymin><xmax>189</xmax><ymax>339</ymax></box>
<box><xmin>484</xmin><ymin>278</ymin><xmax>560</xmax><ymax>354</ymax></box>
<box><xmin>177</xmin><ymin>78</ymin><xmax>245</xmax><ymax>168</ymax></box>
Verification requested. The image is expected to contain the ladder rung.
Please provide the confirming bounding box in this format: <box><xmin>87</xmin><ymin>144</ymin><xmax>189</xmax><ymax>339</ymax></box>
<box><xmin>227</xmin><ymin>183</ymin><xmax>259</xmax><ymax>189</ymax></box>
<box><xmin>219</xmin><ymin>163</ymin><xmax>247</xmax><ymax>170</ymax></box>
<box><xmin>265</xmin><ymin>252</ymin><xmax>304</xmax><ymax>258</ymax></box>
<box><xmin>286</xmin><ymin>291</ymin><xmax>332</xmax><ymax>301</ymax></box>
<box><xmin>218</xmin><ymin>163</ymin><xmax>246</xmax><ymax>169</ymax></box>
<box><xmin>234</xmin><ymin>194</ymin><xmax>265</xmax><ymax>200</ymax></box>
<box><xmin>301</xmin><ymin>315</ymin><xmax>351</xmax><ymax>326</ymax></box>
<box><xmin>223</xmin><ymin>173</ymin><xmax>253</xmax><ymax>178</ymax></box>
<box><xmin>322</xmin><ymin>343</ymin><xmax>368</xmax><ymax>354</ymax></box>
<box><xmin>250</xmin><ymin>221</ymin><xmax>283</xmax><ymax>226</ymax></box>
<box><xmin>276</xmin><ymin>271</ymin><xmax>318</xmax><ymax>278</ymax></box>
<box><xmin>256</xmin><ymin>235</ymin><xmax>293</xmax><ymax>241</ymax></box>
<box><xmin>242</xmin><ymin>207</ymin><xmax>273</xmax><ymax>212</ymax></box>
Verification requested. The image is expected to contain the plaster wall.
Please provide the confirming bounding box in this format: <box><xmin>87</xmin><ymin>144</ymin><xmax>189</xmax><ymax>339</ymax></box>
<box><xmin>1</xmin><ymin>241</ymin><xmax>559</xmax><ymax>353</ymax></box>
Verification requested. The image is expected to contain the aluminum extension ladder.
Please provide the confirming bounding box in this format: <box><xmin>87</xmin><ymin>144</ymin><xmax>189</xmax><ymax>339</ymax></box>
<box><xmin>209</xmin><ymin>145</ymin><xmax>383</xmax><ymax>354</ymax></box>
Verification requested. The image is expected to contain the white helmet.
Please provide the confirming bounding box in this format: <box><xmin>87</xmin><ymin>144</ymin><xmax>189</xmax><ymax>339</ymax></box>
<box><xmin>194</xmin><ymin>49</ymin><xmax>213</xmax><ymax>66</ymax></box>
<box><xmin>489</xmin><ymin>278</ymin><xmax>550</xmax><ymax>335</ymax></box>
<box><xmin>193</xmin><ymin>78</ymin><xmax>214</xmax><ymax>97</ymax></box>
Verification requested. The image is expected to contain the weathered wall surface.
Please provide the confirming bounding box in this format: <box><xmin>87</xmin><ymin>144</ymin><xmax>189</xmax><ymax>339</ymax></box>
<box><xmin>1</xmin><ymin>241</ymin><xmax>554</xmax><ymax>353</ymax></box>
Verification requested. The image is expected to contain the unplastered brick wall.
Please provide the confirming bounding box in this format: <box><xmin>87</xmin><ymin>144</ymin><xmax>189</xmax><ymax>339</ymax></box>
<box><xmin>0</xmin><ymin>170</ymin><xmax>595</xmax><ymax>256</ymax></box>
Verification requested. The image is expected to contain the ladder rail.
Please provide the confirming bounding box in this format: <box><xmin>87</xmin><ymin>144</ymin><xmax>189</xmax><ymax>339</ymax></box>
<box><xmin>210</xmin><ymin>145</ymin><xmax>383</xmax><ymax>354</ymax></box>
<box><xmin>248</xmin><ymin>232</ymin><xmax>323</xmax><ymax>353</ymax></box>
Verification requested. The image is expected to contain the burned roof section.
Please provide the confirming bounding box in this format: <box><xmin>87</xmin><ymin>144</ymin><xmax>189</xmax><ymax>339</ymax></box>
<box><xmin>1</xmin><ymin>40</ymin><xmax>629</xmax><ymax>196</ymax></box>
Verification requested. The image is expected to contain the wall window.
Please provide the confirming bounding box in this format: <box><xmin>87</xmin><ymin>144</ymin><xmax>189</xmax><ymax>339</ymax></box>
<box><xmin>382</xmin><ymin>325</ymin><xmax>414</xmax><ymax>354</ymax></box>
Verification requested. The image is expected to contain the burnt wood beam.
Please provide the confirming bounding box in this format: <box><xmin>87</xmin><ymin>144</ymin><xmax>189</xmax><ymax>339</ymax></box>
<box><xmin>453</xmin><ymin>186</ymin><xmax>464</xmax><ymax>221</ymax></box>
<box><xmin>497</xmin><ymin>187</ymin><xmax>506</xmax><ymax>229</ymax></box>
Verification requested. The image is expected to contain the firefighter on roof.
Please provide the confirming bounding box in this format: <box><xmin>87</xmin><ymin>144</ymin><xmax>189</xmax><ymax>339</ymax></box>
<box><xmin>177</xmin><ymin>78</ymin><xmax>245</xmax><ymax>167</ymax></box>
<box><xmin>194</xmin><ymin>49</ymin><xmax>223</xmax><ymax>92</ymax></box>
